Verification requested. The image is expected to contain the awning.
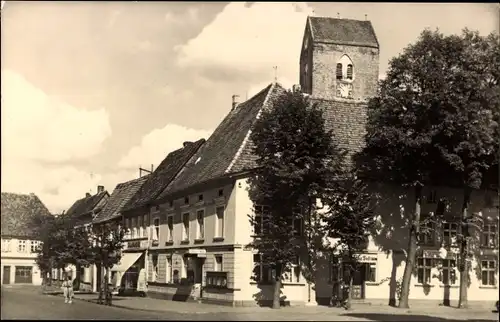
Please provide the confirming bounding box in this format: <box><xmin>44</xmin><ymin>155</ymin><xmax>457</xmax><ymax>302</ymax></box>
<box><xmin>111</xmin><ymin>252</ymin><xmax>142</xmax><ymax>272</ymax></box>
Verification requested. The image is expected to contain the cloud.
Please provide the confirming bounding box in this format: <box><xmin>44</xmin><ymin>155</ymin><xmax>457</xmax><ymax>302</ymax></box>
<box><xmin>118</xmin><ymin>124</ymin><xmax>212</xmax><ymax>170</ymax></box>
<box><xmin>1</xmin><ymin>70</ymin><xmax>112</xmax><ymax>163</ymax></box>
<box><xmin>1</xmin><ymin>69</ymin><xmax>112</xmax><ymax>213</ymax></box>
<box><xmin>175</xmin><ymin>2</ymin><xmax>312</xmax><ymax>88</ymax></box>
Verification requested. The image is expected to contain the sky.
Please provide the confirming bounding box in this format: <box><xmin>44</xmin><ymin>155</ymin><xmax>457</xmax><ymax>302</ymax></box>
<box><xmin>1</xmin><ymin>2</ymin><xmax>498</xmax><ymax>214</ymax></box>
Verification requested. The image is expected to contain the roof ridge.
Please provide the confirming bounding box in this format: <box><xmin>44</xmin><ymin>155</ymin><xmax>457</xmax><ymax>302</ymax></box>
<box><xmin>225</xmin><ymin>83</ymin><xmax>276</xmax><ymax>174</ymax></box>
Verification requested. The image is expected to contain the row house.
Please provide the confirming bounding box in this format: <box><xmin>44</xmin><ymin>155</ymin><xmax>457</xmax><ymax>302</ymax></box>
<box><xmin>1</xmin><ymin>192</ymin><xmax>52</xmax><ymax>285</ymax></box>
<box><xmin>132</xmin><ymin>15</ymin><xmax>498</xmax><ymax>308</ymax></box>
<box><xmin>113</xmin><ymin>139</ymin><xmax>205</xmax><ymax>295</ymax></box>
<box><xmin>55</xmin><ymin>186</ymin><xmax>109</xmax><ymax>290</ymax></box>
<box><xmin>91</xmin><ymin>175</ymin><xmax>150</xmax><ymax>294</ymax></box>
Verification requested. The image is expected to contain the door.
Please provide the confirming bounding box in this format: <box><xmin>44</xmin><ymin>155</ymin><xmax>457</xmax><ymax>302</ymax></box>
<box><xmin>14</xmin><ymin>266</ymin><xmax>33</xmax><ymax>284</ymax></box>
<box><xmin>351</xmin><ymin>264</ymin><xmax>366</xmax><ymax>300</ymax></box>
<box><xmin>3</xmin><ymin>266</ymin><xmax>11</xmax><ymax>284</ymax></box>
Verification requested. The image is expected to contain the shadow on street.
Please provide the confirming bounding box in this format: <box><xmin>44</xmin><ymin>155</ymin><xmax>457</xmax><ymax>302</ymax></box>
<box><xmin>342</xmin><ymin>313</ymin><xmax>498</xmax><ymax>321</ymax></box>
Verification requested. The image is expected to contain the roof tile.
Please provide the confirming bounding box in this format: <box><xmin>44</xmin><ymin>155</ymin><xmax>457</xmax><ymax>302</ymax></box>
<box><xmin>309</xmin><ymin>16</ymin><xmax>379</xmax><ymax>48</ymax></box>
<box><xmin>1</xmin><ymin>192</ymin><xmax>52</xmax><ymax>238</ymax></box>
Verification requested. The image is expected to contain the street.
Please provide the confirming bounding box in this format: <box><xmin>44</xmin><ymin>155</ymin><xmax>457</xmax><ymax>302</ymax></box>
<box><xmin>1</xmin><ymin>286</ymin><xmax>498</xmax><ymax>321</ymax></box>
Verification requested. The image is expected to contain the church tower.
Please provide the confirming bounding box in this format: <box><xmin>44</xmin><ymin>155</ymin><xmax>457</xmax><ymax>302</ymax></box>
<box><xmin>299</xmin><ymin>16</ymin><xmax>380</xmax><ymax>161</ymax></box>
<box><xmin>299</xmin><ymin>16</ymin><xmax>380</xmax><ymax>102</ymax></box>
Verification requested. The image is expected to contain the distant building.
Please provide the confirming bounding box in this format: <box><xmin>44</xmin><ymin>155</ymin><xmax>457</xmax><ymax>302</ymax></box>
<box><xmin>54</xmin><ymin>186</ymin><xmax>110</xmax><ymax>287</ymax></box>
<box><xmin>1</xmin><ymin>192</ymin><xmax>52</xmax><ymax>285</ymax></box>
<box><xmin>91</xmin><ymin>175</ymin><xmax>151</xmax><ymax>294</ymax></box>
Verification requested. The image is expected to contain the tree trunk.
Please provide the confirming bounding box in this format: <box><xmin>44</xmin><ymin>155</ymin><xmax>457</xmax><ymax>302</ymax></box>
<box><xmin>399</xmin><ymin>183</ymin><xmax>423</xmax><ymax>309</ymax></box>
<box><xmin>272</xmin><ymin>264</ymin><xmax>281</xmax><ymax>309</ymax></box>
<box><xmin>345</xmin><ymin>271</ymin><xmax>353</xmax><ymax>311</ymax></box>
<box><xmin>98</xmin><ymin>263</ymin><xmax>105</xmax><ymax>304</ymax></box>
<box><xmin>458</xmin><ymin>187</ymin><xmax>471</xmax><ymax>309</ymax></box>
<box><xmin>105</xmin><ymin>267</ymin><xmax>111</xmax><ymax>306</ymax></box>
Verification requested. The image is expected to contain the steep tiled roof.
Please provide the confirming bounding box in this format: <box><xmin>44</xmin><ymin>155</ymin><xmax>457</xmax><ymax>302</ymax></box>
<box><xmin>1</xmin><ymin>192</ymin><xmax>52</xmax><ymax>238</ymax></box>
<box><xmin>156</xmin><ymin>83</ymin><xmax>286</xmax><ymax>199</ymax></box>
<box><xmin>94</xmin><ymin>176</ymin><xmax>150</xmax><ymax>223</ymax></box>
<box><xmin>65</xmin><ymin>191</ymin><xmax>108</xmax><ymax>223</ymax></box>
<box><xmin>313</xmin><ymin>98</ymin><xmax>368</xmax><ymax>164</ymax></box>
<box><xmin>308</xmin><ymin>16</ymin><xmax>379</xmax><ymax>48</ymax></box>
<box><xmin>122</xmin><ymin>139</ymin><xmax>205</xmax><ymax>211</ymax></box>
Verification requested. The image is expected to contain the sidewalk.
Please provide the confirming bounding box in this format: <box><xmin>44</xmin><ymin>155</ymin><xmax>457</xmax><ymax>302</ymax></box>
<box><xmin>46</xmin><ymin>291</ymin><xmax>499</xmax><ymax>320</ymax></box>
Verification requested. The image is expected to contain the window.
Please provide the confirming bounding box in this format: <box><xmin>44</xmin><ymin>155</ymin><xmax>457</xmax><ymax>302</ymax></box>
<box><xmin>131</xmin><ymin>217</ymin><xmax>136</xmax><ymax>238</ymax></box>
<box><xmin>427</xmin><ymin>190</ymin><xmax>437</xmax><ymax>203</ymax></box>
<box><xmin>167</xmin><ymin>216</ymin><xmax>174</xmax><ymax>242</ymax></box>
<box><xmin>166</xmin><ymin>256</ymin><xmax>173</xmax><ymax>283</ymax></box>
<box><xmin>30</xmin><ymin>241</ymin><xmax>41</xmax><ymax>253</ymax></box>
<box><xmin>482</xmin><ymin>223</ymin><xmax>498</xmax><ymax>248</ymax></box>
<box><xmin>184</xmin><ymin>197</ymin><xmax>189</xmax><ymax>205</ymax></box>
<box><xmin>215</xmin><ymin>206</ymin><xmax>225</xmax><ymax>238</ymax></box>
<box><xmin>2</xmin><ymin>239</ymin><xmax>12</xmax><ymax>252</ymax></box>
<box><xmin>253</xmin><ymin>253</ymin><xmax>272</xmax><ymax>283</ymax></box>
<box><xmin>218</xmin><ymin>189</ymin><xmax>224</xmax><ymax>197</ymax></box>
<box><xmin>336</xmin><ymin>63</ymin><xmax>343</xmax><ymax>80</ymax></box>
<box><xmin>288</xmin><ymin>255</ymin><xmax>300</xmax><ymax>283</ymax></box>
<box><xmin>138</xmin><ymin>216</ymin><xmax>143</xmax><ymax>238</ymax></box>
<box><xmin>293</xmin><ymin>216</ymin><xmax>303</xmax><ymax>237</ymax></box>
<box><xmin>182</xmin><ymin>213</ymin><xmax>190</xmax><ymax>241</ymax></box>
<box><xmin>330</xmin><ymin>255</ymin><xmax>340</xmax><ymax>283</ymax></box>
<box><xmin>366</xmin><ymin>263</ymin><xmax>377</xmax><ymax>282</ymax></box>
<box><xmin>481</xmin><ymin>260</ymin><xmax>496</xmax><ymax>286</ymax></box>
<box><xmin>254</xmin><ymin>205</ymin><xmax>270</xmax><ymax>235</ymax></box>
<box><xmin>417</xmin><ymin>258</ymin><xmax>433</xmax><ymax>284</ymax></box>
<box><xmin>18</xmin><ymin>240</ymin><xmax>27</xmax><ymax>253</ymax></box>
<box><xmin>198</xmin><ymin>194</ymin><xmax>204</xmax><ymax>202</ymax></box>
<box><xmin>214</xmin><ymin>255</ymin><xmax>223</xmax><ymax>272</ymax></box>
<box><xmin>169</xmin><ymin>200</ymin><xmax>174</xmax><ymax>208</ymax></box>
<box><xmin>443</xmin><ymin>221</ymin><xmax>458</xmax><ymax>246</ymax></box>
<box><xmin>206</xmin><ymin>271</ymin><xmax>228</xmax><ymax>288</ymax></box>
<box><xmin>15</xmin><ymin>266</ymin><xmax>33</xmax><ymax>284</ymax></box>
<box><xmin>196</xmin><ymin>210</ymin><xmax>205</xmax><ymax>239</ymax></box>
<box><xmin>419</xmin><ymin>216</ymin><xmax>435</xmax><ymax>246</ymax></box>
<box><xmin>346</xmin><ymin>64</ymin><xmax>353</xmax><ymax>80</ymax></box>
<box><xmin>441</xmin><ymin>259</ymin><xmax>457</xmax><ymax>286</ymax></box>
<box><xmin>152</xmin><ymin>218</ymin><xmax>160</xmax><ymax>243</ymax></box>
<box><xmin>151</xmin><ymin>254</ymin><xmax>158</xmax><ymax>282</ymax></box>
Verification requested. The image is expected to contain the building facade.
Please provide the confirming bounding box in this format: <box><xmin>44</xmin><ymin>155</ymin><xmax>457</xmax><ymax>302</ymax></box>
<box><xmin>138</xmin><ymin>15</ymin><xmax>498</xmax><ymax>308</ymax></box>
<box><xmin>1</xmin><ymin>192</ymin><xmax>52</xmax><ymax>285</ymax></box>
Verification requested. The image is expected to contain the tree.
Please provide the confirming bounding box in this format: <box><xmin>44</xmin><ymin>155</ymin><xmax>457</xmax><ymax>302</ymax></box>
<box><xmin>357</xmin><ymin>28</ymin><xmax>499</xmax><ymax>309</ymax></box>
<box><xmin>247</xmin><ymin>89</ymin><xmax>345</xmax><ymax>309</ymax></box>
<box><xmin>425</xmin><ymin>29</ymin><xmax>500</xmax><ymax>308</ymax></box>
<box><xmin>320</xmin><ymin>173</ymin><xmax>379</xmax><ymax>310</ymax></box>
<box><xmin>90</xmin><ymin>221</ymin><xmax>125</xmax><ymax>306</ymax></box>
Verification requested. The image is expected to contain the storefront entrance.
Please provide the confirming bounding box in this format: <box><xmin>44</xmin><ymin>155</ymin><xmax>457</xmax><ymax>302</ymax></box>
<box><xmin>184</xmin><ymin>254</ymin><xmax>205</xmax><ymax>300</ymax></box>
<box><xmin>3</xmin><ymin>266</ymin><xmax>11</xmax><ymax>284</ymax></box>
<box><xmin>14</xmin><ymin>266</ymin><xmax>32</xmax><ymax>284</ymax></box>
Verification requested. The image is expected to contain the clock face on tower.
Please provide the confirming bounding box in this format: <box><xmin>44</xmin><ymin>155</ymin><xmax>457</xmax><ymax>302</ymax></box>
<box><xmin>336</xmin><ymin>82</ymin><xmax>353</xmax><ymax>99</ymax></box>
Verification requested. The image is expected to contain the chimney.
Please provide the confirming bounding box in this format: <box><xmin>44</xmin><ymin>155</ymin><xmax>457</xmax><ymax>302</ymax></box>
<box><xmin>232</xmin><ymin>95</ymin><xmax>240</xmax><ymax>111</ymax></box>
<box><xmin>97</xmin><ymin>185</ymin><xmax>104</xmax><ymax>194</ymax></box>
<box><xmin>183</xmin><ymin>141</ymin><xmax>193</xmax><ymax>148</ymax></box>
<box><xmin>86</xmin><ymin>192</ymin><xmax>91</xmax><ymax>198</ymax></box>
<box><xmin>292</xmin><ymin>84</ymin><xmax>302</xmax><ymax>93</ymax></box>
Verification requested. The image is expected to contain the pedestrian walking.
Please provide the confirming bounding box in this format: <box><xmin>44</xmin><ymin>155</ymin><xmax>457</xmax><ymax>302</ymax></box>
<box><xmin>61</xmin><ymin>275</ymin><xmax>74</xmax><ymax>304</ymax></box>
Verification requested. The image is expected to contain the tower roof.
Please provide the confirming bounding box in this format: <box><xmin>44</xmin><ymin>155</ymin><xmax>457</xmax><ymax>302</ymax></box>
<box><xmin>308</xmin><ymin>16</ymin><xmax>379</xmax><ymax>48</ymax></box>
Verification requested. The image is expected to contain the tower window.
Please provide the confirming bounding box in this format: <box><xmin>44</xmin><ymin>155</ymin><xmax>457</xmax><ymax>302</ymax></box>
<box><xmin>336</xmin><ymin>63</ymin><xmax>343</xmax><ymax>80</ymax></box>
<box><xmin>347</xmin><ymin>64</ymin><xmax>353</xmax><ymax>80</ymax></box>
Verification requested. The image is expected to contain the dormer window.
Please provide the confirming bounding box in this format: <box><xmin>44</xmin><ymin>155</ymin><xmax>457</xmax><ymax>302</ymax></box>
<box><xmin>347</xmin><ymin>64</ymin><xmax>353</xmax><ymax>80</ymax></box>
<box><xmin>336</xmin><ymin>64</ymin><xmax>343</xmax><ymax>80</ymax></box>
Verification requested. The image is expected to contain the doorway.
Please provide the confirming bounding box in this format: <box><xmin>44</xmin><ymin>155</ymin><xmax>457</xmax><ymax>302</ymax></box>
<box><xmin>350</xmin><ymin>264</ymin><xmax>367</xmax><ymax>300</ymax></box>
<box><xmin>3</xmin><ymin>266</ymin><xmax>11</xmax><ymax>284</ymax></box>
<box><xmin>14</xmin><ymin>266</ymin><xmax>33</xmax><ymax>284</ymax></box>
